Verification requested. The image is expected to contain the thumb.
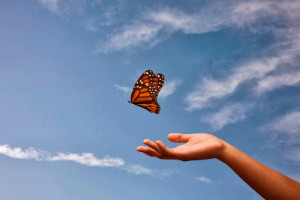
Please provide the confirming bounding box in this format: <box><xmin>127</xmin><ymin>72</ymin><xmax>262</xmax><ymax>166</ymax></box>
<box><xmin>168</xmin><ymin>133</ymin><xmax>191</xmax><ymax>143</ymax></box>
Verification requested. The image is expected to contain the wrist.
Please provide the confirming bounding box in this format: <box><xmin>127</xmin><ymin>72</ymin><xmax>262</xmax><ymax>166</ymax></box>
<box><xmin>216</xmin><ymin>141</ymin><xmax>232</xmax><ymax>162</ymax></box>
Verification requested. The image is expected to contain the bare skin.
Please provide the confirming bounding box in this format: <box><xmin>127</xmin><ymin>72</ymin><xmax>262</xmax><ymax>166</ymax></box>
<box><xmin>136</xmin><ymin>133</ymin><xmax>300</xmax><ymax>200</ymax></box>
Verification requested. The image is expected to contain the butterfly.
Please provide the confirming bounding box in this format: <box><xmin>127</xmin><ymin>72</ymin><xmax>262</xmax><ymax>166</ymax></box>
<box><xmin>128</xmin><ymin>70</ymin><xmax>164</xmax><ymax>114</ymax></box>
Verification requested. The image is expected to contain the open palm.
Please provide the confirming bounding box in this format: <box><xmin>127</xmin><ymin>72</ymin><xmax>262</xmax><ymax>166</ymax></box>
<box><xmin>137</xmin><ymin>133</ymin><xmax>225</xmax><ymax>161</ymax></box>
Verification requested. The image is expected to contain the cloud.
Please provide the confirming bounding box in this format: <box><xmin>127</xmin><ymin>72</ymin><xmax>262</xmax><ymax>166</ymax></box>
<box><xmin>38</xmin><ymin>0</ymin><xmax>300</xmax><ymax>53</ymax></box>
<box><xmin>285</xmin><ymin>148</ymin><xmax>300</xmax><ymax>164</ymax></box>
<box><xmin>115</xmin><ymin>84</ymin><xmax>131</xmax><ymax>94</ymax></box>
<box><xmin>82</xmin><ymin>18</ymin><xmax>98</xmax><ymax>31</ymax></box>
<box><xmin>0</xmin><ymin>144</ymin><xmax>175</xmax><ymax>176</ymax></box>
<box><xmin>255</xmin><ymin>71</ymin><xmax>300</xmax><ymax>95</ymax></box>
<box><xmin>121</xmin><ymin>165</ymin><xmax>176</xmax><ymax>177</ymax></box>
<box><xmin>0</xmin><ymin>144</ymin><xmax>49</xmax><ymax>160</ymax></box>
<box><xmin>38</xmin><ymin>0</ymin><xmax>87</xmax><ymax>16</ymax></box>
<box><xmin>159</xmin><ymin>80</ymin><xmax>181</xmax><ymax>99</ymax></box>
<box><xmin>185</xmin><ymin>8</ymin><xmax>300</xmax><ymax>111</ymax></box>
<box><xmin>195</xmin><ymin>176</ymin><xmax>213</xmax><ymax>184</ymax></box>
<box><xmin>49</xmin><ymin>153</ymin><xmax>124</xmax><ymax>167</ymax></box>
<box><xmin>121</xmin><ymin>165</ymin><xmax>152</xmax><ymax>175</ymax></box>
<box><xmin>98</xmin><ymin>1</ymin><xmax>297</xmax><ymax>53</ymax></box>
<box><xmin>202</xmin><ymin>103</ymin><xmax>251</xmax><ymax>131</ymax></box>
<box><xmin>185</xmin><ymin>57</ymin><xmax>281</xmax><ymax>111</ymax></box>
<box><xmin>0</xmin><ymin>144</ymin><xmax>124</xmax><ymax>167</ymax></box>
<box><xmin>264</xmin><ymin>111</ymin><xmax>300</xmax><ymax>144</ymax></box>
<box><xmin>97</xmin><ymin>23</ymin><xmax>163</xmax><ymax>53</ymax></box>
<box><xmin>38</xmin><ymin>0</ymin><xmax>60</xmax><ymax>13</ymax></box>
<box><xmin>37</xmin><ymin>0</ymin><xmax>119</xmax><ymax>31</ymax></box>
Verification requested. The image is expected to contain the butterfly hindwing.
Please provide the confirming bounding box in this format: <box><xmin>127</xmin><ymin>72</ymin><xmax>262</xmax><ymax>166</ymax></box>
<box><xmin>135</xmin><ymin>102</ymin><xmax>160</xmax><ymax>114</ymax></box>
<box><xmin>152</xmin><ymin>74</ymin><xmax>164</xmax><ymax>100</ymax></box>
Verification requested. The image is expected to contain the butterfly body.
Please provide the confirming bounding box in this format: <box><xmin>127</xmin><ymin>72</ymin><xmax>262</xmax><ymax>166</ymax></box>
<box><xmin>129</xmin><ymin>70</ymin><xmax>164</xmax><ymax>114</ymax></box>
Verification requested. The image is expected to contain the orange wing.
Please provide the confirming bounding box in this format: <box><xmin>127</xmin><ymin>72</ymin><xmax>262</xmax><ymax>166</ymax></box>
<box><xmin>135</xmin><ymin>102</ymin><xmax>160</xmax><ymax>114</ymax></box>
<box><xmin>129</xmin><ymin>70</ymin><xmax>164</xmax><ymax>114</ymax></box>
<box><xmin>130</xmin><ymin>70</ymin><xmax>154</xmax><ymax>104</ymax></box>
<box><xmin>152</xmin><ymin>73</ymin><xmax>164</xmax><ymax>100</ymax></box>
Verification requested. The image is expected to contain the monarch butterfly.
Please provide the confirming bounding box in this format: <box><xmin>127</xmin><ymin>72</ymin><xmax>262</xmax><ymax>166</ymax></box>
<box><xmin>128</xmin><ymin>70</ymin><xmax>164</xmax><ymax>114</ymax></box>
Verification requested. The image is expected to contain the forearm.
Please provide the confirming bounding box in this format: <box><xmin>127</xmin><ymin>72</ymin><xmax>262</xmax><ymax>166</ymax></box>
<box><xmin>218</xmin><ymin>142</ymin><xmax>300</xmax><ymax>200</ymax></box>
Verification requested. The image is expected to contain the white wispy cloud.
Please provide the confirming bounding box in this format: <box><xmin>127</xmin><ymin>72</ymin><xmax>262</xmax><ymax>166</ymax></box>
<box><xmin>38</xmin><ymin>0</ymin><xmax>60</xmax><ymax>13</ymax></box>
<box><xmin>38</xmin><ymin>0</ymin><xmax>300</xmax><ymax>54</ymax></box>
<box><xmin>49</xmin><ymin>153</ymin><xmax>124</xmax><ymax>167</ymax></box>
<box><xmin>0</xmin><ymin>144</ymin><xmax>124</xmax><ymax>167</ymax></box>
<box><xmin>37</xmin><ymin>0</ymin><xmax>119</xmax><ymax>31</ymax></box>
<box><xmin>121</xmin><ymin>165</ymin><xmax>176</xmax><ymax>177</ymax></box>
<box><xmin>285</xmin><ymin>148</ymin><xmax>300</xmax><ymax>164</ymax></box>
<box><xmin>255</xmin><ymin>71</ymin><xmax>300</xmax><ymax>95</ymax></box>
<box><xmin>185</xmin><ymin>1</ymin><xmax>300</xmax><ymax>111</ymax></box>
<box><xmin>121</xmin><ymin>165</ymin><xmax>152</xmax><ymax>175</ymax></box>
<box><xmin>202</xmin><ymin>103</ymin><xmax>252</xmax><ymax>131</ymax></box>
<box><xmin>38</xmin><ymin>0</ymin><xmax>87</xmax><ymax>15</ymax></box>
<box><xmin>98</xmin><ymin>1</ymin><xmax>295</xmax><ymax>53</ymax></box>
<box><xmin>185</xmin><ymin>57</ymin><xmax>280</xmax><ymax>111</ymax></box>
<box><xmin>0</xmin><ymin>144</ymin><xmax>175</xmax><ymax>177</ymax></box>
<box><xmin>98</xmin><ymin>23</ymin><xmax>163</xmax><ymax>53</ymax></box>
<box><xmin>115</xmin><ymin>84</ymin><xmax>131</xmax><ymax>94</ymax></box>
<box><xmin>159</xmin><ymin>80</ymin><xmax>181</xmax><ymax>99</ymax></box>
<box><xmin>264</xmin><ymin>111</ymin><xmax>300</xmax><ymax>144</ymax></box>
<box><xmin>195</xmin><ymin>176</ymin><xmax>213</xmax><ymax>184</ymax></box>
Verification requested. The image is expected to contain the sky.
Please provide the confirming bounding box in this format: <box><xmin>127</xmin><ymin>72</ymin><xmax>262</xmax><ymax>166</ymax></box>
<box><xmin>0</xmin><ymin>0</ymin><xmax>300</xmax><ymax>199</ymax></box>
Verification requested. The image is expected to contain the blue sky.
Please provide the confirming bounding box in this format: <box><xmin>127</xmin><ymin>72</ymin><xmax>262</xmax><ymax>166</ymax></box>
<box><xmin>0</xmin><ymin>0</ymin><xmax>300</xmax><ymax>199</ymax></box>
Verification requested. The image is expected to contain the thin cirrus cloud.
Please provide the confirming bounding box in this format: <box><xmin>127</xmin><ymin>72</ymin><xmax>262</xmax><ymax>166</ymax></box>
<box><xmin>159</xmin><ymin>80</ymin><xmax>181</xmax><ymax>99</ymax></box>
<box><xmin>37</xmin><ymin>0</ymin><xmax>300</xmax><ymax>54</ymax></box>
<box><xmin>185</xmin><ymin>1</ymin><xmax>300</xmax><ymax>112</ymax></box>
<box><xmin>38</xmin><ymin>0</ymin><xmax>88</xmax><ymax>15</ymax></box>
<box><xmin>185</xmin><ymin>57</ymin><xmax>281</xmax><ymax>111</ymax></box>
<box><xmin>285</xmin><ymin>148</ymin><xmax>300</xmax><ymax>164</ymax></box>
<box><xmin>97</xmin><ymin>1</ymin><xmax>282</xmax><ymax>53</ymax></box>
<box><xmin>0</xmin><ymin>144</ymin><xmax>124</xmax><ymax>167</ymax></box>
<box><xmin>38</xmin><ymin>0</ymin><xmax>60</xmax><ymax>13</ymax></box>
<box><xmin>121</xmin><ymin>165</ymin><xmax>176</xmax><ymax>177</ymax></box>
<box><xmin>255</xmin><ymin>70</ymin><xmax>300</xmax><ymax>95</ymax></box>
<box><xmin>121</xmin><ymin>165</ymin><xmax>152</xmax><ymax>175</ymax></box>
<box><xmin>115</xmin><ymin>84</ymin><xmax>131</xmax><ymax>94</ymax></box>
<box><xmin>37</xmin><ymin>0</ymin><xmax>116</xmax><ymax>31</ymax></box>
<box><xmin>0</xmin><ymin>144</ymin><xmax>158</xmax><ymax>175</ymax></box>
<box><xmin>202</xmin><ymin>103</ymin><xmax>252</xmax><ymax>131</ymax></box>
<box><xmin>195</xmin><ymin>176</ymin><xmax>213</xmax><ymax>184</ymax></box>
<box><xmin>263</xmin><ymin>111</ymin><xmax>300</xmax><ymax>144</ymax></box>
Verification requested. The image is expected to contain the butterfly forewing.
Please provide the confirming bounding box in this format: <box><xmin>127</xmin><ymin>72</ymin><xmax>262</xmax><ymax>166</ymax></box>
<box><xmin>130</xmin><ymin>70</ymin><xmax>154</xmax><ymax>103</ymax></box>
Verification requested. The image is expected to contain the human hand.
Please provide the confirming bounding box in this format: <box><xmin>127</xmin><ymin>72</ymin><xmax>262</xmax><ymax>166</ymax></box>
<box><xmin>136</xmin><ymin>133</ymin><xmax>225</xmax><ymax>161</ymax></box>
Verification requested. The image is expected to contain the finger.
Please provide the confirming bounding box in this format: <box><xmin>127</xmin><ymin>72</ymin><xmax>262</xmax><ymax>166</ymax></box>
<box><xmin>156</xmin><ymin>140</ymin><xmax>177</xmax><ymax>157</ymax></box>
<box><xmin>145</xmin><ymin>153</ymin><xmax>171</xmax><ymax>160</ymax></box>
<box><xmin>145</xmin><ymin>153</ymin><xmax>154</xmax><ymax>157</ymax></box>
<box><xmin>137</xmin><ymin>146</ymin><xmax>162</xmax><ymax>157</ymax></box>
<box><xmin>168</xmin><ymin>133</ymin><xmax>192</xmax><ymax>143</ymax></box>
<box><xmin>143</xmin><ymin>139</ymin><xmax>164</xmax><ymax>154</ymax></box>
